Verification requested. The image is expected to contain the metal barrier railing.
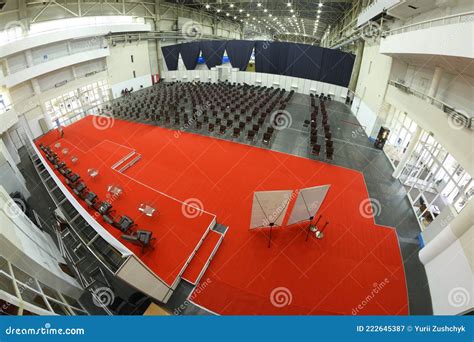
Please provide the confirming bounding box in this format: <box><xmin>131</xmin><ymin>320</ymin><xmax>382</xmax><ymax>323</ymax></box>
<box><xmin>389</xmin><ymin>81</ymin><xmax>473</xmax><ymax>129</ymax></box>
<box><xmin>384</xmin><ymin>11</ymin><xmax>474</xmax><ymax>36</ymax></box>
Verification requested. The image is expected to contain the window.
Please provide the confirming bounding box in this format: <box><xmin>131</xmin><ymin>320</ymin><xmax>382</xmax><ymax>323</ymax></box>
<box><xmin>0</xmin><ymin>258</ymin><xmax>88</xmax><ymax>316</ymax></box>
<box><xmin>45</xmin><ymin>80</ymin><xmax>110</xmax><ymax>125</ymax></box>
<box><xmin>0</xmin><ymin>256</ymin><xmax>9</xmax><ymax>275</ymax></box>
<box><xmin>131</xmin><ymin>55</ymin><xmax>134</xmax><ymax>63</ymax></box>
<box><xmin>19</xmin><ymin>287</ymin><xmax>49</xmax><ymax>311</ymax></box>
<box><xmin>0</xmin><ymin>273</ymin><xmax>16</xmax><ymax>297</ymax></box>
<box><xmin>399</xmin><ymin>131</ymin><xmax>473</xmax><ymax>229</ymax></box>
<box><xmin>11</xmin><ymin>265</ymin><xmax>39</xmax><ymax>291</ymax></box>
<box><xmin>133</xmin><ymin>70</ymin><xmax>136</xmax><ymax>78</ymax></box>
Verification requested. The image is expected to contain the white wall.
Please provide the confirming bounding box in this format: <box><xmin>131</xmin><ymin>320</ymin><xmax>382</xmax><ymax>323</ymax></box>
<box><xmin>0</xmin><ymin>21</ymin><xmax>151</xmax><ymax>58</ymax></box>
<box><xmin>0</xmin><ymin>140</ymin><xmax>29</xmax><ymax>199</ymax></box>
<box><xmin>1</xmin><ymin>49</ymin><xmax>109</xmax><ymax>88</ymax></box>
<box><xmin>352</xmin><ymin>42</ymin><xmax>394</xmax><ymax>137</ymax></box>
<box><xmin>424</xmin><ymin>227</ymin><xmax>473</xmax><ymax>315</ymax></box>
<box><xmin>351</xmin><ymin>95</ymin><xmax>378</xmax><ymax>137</ymax></box>
<box><xmin>107</xmin><ymin>40</ymin><xmax>152</xmax><ymax>88</ymax></box>
<box><xmin>110</xmin><ymin>74</ymin><xmax>152</xmax><ymax>99</ymax></box>
<box><xmin>381</xmin><ymin>21</ymin><xmax>474</xmax><ymax>59</ymax></box>
<box><xmin>0</xmin><ymin>186</ymin><xmax>83</xmax><ymax>298</ymax></box>
<box><xmin>162</xmin><ymin>69</ymin><xmax>349</xmax><ymax>101</ymax></box>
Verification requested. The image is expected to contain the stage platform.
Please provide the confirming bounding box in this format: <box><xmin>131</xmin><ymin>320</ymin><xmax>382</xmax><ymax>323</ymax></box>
<box><xmin>36</xmin><ymin>124</ymin><xmax>220</xmax><ymax>288</ymax></box>
<box><xmin>37</xmin><ymin>116</ymin><xmax>408</xmax><ymax>315</ymax></box>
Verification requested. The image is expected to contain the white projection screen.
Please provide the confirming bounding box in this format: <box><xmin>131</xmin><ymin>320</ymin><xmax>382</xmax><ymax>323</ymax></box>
<box><xmin>250</xmin><ymin>190</ymin><xmax>294</xmax><ymax>229</ymax></box>
<box><xmin>287</xmin><ymin>185</ymin><xmax>330</xmax><ymax>225</ymax></box>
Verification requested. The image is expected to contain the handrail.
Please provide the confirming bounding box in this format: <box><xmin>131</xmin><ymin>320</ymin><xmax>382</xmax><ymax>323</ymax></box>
<box><xmin>389</xmin><ymin>80</ymin><xmax>473</xmax><ymax>129</ymax></box>
<box><xmin>384</xmin><ymin>11</ymin><xmax>474</xmax><ymax>36</ymax></box>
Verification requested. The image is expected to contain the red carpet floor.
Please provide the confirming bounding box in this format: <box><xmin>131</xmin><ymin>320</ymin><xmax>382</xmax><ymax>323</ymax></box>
<box><xmin>37</xmin><ymin>116</ymin><xmax>408</xmax><ymax>315</ymax></box>
<box><xmin>36</xmin><ymin>124</ymin><xmax>216</xmax><ymax>287</ymax></box>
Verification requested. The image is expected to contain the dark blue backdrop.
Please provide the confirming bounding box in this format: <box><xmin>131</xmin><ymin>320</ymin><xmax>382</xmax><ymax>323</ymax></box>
<box><xmin>180</xmin><ymin>42</ymin><xmax>201</xmax><ymax>70</ymax></box>
<box><xmin>199</xmin><ymin>40</ymin><xmax>227</xmax><ymax>68</ymax></box>
<box><xmin>162</xmin><ymin>40</ymin><xmax>355</xmax><ymax>87</ymax></box>
<box><xmin>226</xmin><ymin>40</ymin><xmax>255</xmax><ymax>71</ymax></box>
<box><xmin>161</xmin><ymin>44</ymin><xmax>181</xmax><ymax>71</ymax></box>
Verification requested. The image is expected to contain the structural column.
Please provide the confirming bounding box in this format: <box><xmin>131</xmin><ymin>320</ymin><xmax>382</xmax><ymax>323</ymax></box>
<box><xmin>427</xmin><ymin>66</ymin><xmax>443</xmax><ymax>100</ymax></box>
<box><xmin>348</xmin><ymin>40</ymin><xmax>364</xmax><ymax>92</ymax></box>
<box><xmin>31</xmin><ymin>79</ymin><xmax>54</xmax><ymax>130</ymax></box>
<box><xmin>419</xmin><ymin>200</ymin><xmax>472</xmax><ymax>264</ymax></box>
<box><xmin>392</xmin><ymin>125</ymin><xmax>422</xmax><ymax>179</ymax></box>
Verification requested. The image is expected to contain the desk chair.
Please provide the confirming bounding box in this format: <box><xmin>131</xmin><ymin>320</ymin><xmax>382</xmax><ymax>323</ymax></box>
<box><xmin>102</xmin><ymin>214</ymin><xmax>135</xmax><ymax>233</ymax></box>
<box><xmin>219</xmin><ymin>125</ymin><xmax>226</xmax><ymax>135</ymax></box>
<box><xmin>66</xmin><ymin>173</ymin><xmax>80</xmax><ymax>188</ymax></box>
<box><xmin>311</xmin><ymin>144</ymin><xmax>321</xmax><ymax>156</ymax></box>
<box><xmin>114</xmin><ymin>216</ymin><xmax>135</xmax><ymax>233</ymax></box>
<box><xmin>263</xmin><ymin>132</ymin><xmax>271</xmax><ymax>145</ymax></box>
<box><xmin>60</xmin><ymin>168</ymin><xmax>72</xmax><ymax>176</ymax></box>
<box><xmin>73</xmin><ymin>182</ymin><xmax>87</xmax><ymax>197</ymax></box>
<box><xmin>84</xmin><ymin>192</ymin><xmax>98</xmax><ymax>207</ymax></box>
<box><xmin>232</xmin><ymin>127</ymin><xmax>240</xmax><ymax>138</ymax></box>
<box><xmin>55</xmin><ymin>161</ymin><xmax>66</xmax><ymax>170</ymax></box>
<box><xmin>95</xmin><ymin>201</ymin><xmax>112</xmax><ymax>215</ymax></box>
<box><xmin>121</xmin><ymin>230</ymin><xmax>155</xmax><ymax>253</ymax></box>
<box><xmin>326</xmin><ymin>147</ymin><xmax>334</xmax><ymax>160</ymax></box>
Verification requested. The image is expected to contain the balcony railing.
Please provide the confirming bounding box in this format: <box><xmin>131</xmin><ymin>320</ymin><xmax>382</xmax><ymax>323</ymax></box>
<box><xmin>389</xmin><ymin>80</ymin><xmax>473</xmax><ymax>129</ymax></box>
<box><xmin>384</xmin><ymin>11</ymin><xmax>474</xmax><ymax>36</ymax></box>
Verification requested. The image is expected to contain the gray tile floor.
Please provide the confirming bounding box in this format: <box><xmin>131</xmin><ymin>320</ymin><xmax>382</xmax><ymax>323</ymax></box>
<box><xmin>17</xmin><ymin>92</ymin><xmax>433</xmax><ymax>315</ymax></box>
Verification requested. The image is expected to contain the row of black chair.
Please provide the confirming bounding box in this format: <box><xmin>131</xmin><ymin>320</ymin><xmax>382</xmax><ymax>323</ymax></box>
<box><xmin>39</xmin><ymin>143</ymin><xmax>155</xmax><ymax>253</ymax></box>
<box><xmin>308</xmin><ymin>94</ymin><xmax>334</xmax><ymax>160</ymax></box>
<box><xmin>106</xmin><ymin>82</ymin><xmax>295</xmax><ymax>147</ymax></box>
